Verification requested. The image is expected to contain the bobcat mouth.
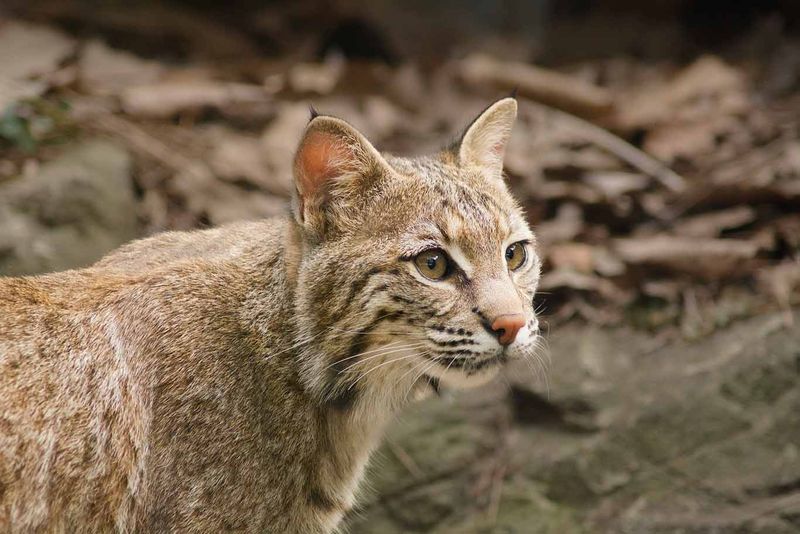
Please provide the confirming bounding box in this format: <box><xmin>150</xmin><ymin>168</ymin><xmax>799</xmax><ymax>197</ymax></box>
<box><xmin>418</xmin><ymin>350</ymin><xmax>508</xmax><ymax>390</ymax></box>
<box><xmin>425</xmin><ymin>351</ymin><xmax>508</xmax><ymax>373</ymax></box>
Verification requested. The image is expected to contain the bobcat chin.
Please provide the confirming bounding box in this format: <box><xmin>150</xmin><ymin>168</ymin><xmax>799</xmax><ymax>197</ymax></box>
<box><xmin>0</xmin><ymin>97</ymin><xmax>541</xmax><ymax>533</ymax></box>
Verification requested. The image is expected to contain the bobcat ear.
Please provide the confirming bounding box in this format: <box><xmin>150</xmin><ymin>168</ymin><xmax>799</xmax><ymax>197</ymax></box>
<box><xmin>457</xmin><ymin>97</ymin><xmax>517</xmax><ymax>179</ymax></box>
<box><xmin>293</xmin><ymin>115</ymin><xmax>388</xmax><ymax>228</ymax></box>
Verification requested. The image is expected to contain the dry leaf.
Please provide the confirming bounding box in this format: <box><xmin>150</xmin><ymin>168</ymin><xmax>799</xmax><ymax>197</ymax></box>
<box><xmin>459</xmin><ymin>53</ymin><xmax>614</xmax><ymax>118</ymax></box>
<box><xmin>288</xmin><ymin>57</ymin><xmax>344</xmax><ymax>95</ymax></box>
<box><xmin>583</xmin><ymin>171</ymin><xmax>649</xmax><ymax>198</ymax></box>
<box><xmin>757</xmin><ymin>260</ymin><xmax>800</xmax><ymax>310</ymax></box>
<box><xmin>0</xmin><ymin>21</ymin><xmax>76</xmax><ymax>109</ymax></box>
<box><xmin>643</xmin><ymin>115</ymin><xmax>740</xmax><ymax>163</ymax></box>
<box><xmin>170</xmin><ymin>163</ymin><xmax>285</xmax><ymax>225</ymax></box>
<box><xmin>121</xmin><ymin>82</ymin><xmax>270</xmax><ymax>119</ymax></box>
<box><xmin>79</xmin><ymin>40</ymin><xmax>164</xmax><ymax>96</ymax></box>
<box><xmin>210</xmin><ymin>131</ymin><xmax>292</xmax><ymax>197</ymax></box>
<box><xmin>539</xmin><ymin>269</ymin><xmax>621</xmax><ymax>300</ymax></box>
<box><xmin>614</xmin><ymin>236</ymin><xmax>759</xmax><ymax>278</ymax></box>
<box><xmin>548</xmin><ymin>243</ymin><xmax>595</xmax><ymax>273</ymax></box>
<box><xmin>671</xmin><ymin>206</ymin><xmax>756</xmax><ymax>238</ymax></box>
<box><xmin>260</xmin><ymin>102</ymin><xmax>311</xmax><ymax>190</ymax></box>
<box><xmin>614</xmin><ymin>55</ymin><xmax>747</xmax><ymax>131</ymax></box>
<box><xmin>535</xmin><ymin>203</ymin><xmax>584</xmax><ymax>245</ymax></box>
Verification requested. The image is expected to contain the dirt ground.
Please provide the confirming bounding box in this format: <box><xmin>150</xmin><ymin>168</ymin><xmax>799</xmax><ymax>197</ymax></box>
<box><xmin>1</xmin><ymin>1</ymin><xmax>799</xmax><ymax>531</ymax></box>
<box><xmin>345</xmin><ymin>311</ymin><xmax>800</xmax><ymax>532</ymax></box>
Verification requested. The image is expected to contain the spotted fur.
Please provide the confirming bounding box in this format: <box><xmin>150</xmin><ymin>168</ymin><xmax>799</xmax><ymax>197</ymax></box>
<box><xmin>0</xmin><ymin>98</ymin><xmax>541</xmax><ymax>533</ymax></box>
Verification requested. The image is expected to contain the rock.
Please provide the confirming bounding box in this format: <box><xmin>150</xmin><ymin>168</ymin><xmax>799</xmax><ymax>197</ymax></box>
<box><xmin>343</xmin><ymin>310</ymin><xmax>800</xmax><ymax>533</ymax></box>
<box><xmin>478</xmin><ymin>478</ymin><xmax>582</xmax><ymax>534</ymax></box>
<box><xmin>169</xmin><ymin>162</ymin><xmax>287</xmax><ymax>226</ymax></box>
<box><xmin>0</xmin><ymin>140</ymin><xmax>138</xmax><ymax>276</ymax></box>
<box><xmin>361</xmin><ymin>392</ymin><xmax>504</xmax><ymax>503</ymax></box>
<box><xmin>382</xmin><ymin>478</ymin><xmax>463</xmax><ymax>531</ymax></box>
<box><xmin>435</xmin><ymin>478</ymin><xmax>583</xmax><ymax>533</ymax></box>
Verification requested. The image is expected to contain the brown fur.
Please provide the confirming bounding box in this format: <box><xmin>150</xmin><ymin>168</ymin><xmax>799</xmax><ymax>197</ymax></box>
<box><xmin>0</xmin><ymin>98</ymin><xmax>541</xmax><ymax>533</ymax></box>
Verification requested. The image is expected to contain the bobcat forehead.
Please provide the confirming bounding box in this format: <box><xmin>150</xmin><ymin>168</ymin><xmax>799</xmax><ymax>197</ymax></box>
<box><xmin>383</xmin><ymin>176</ymin><xmax>528</xmax><ymax>269</ymax></box>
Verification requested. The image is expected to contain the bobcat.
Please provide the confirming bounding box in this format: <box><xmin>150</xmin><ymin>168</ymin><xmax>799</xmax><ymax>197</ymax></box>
<box><xmin>0</xmin><ymin>97</ymin><xmax>541</xmax><ymax>533</ymax></box>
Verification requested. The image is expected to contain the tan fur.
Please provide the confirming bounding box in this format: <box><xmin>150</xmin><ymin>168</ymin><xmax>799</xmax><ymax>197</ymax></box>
<box><xmin>0</xmin><ymin>98</ymin><xmax>541</xmax><ymax>533</ymax></box>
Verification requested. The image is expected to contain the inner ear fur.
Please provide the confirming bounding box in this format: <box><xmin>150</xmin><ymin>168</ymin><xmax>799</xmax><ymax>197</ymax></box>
<box><xmin>457</xmin><ymin>97</ymin><xmax>518</xmax><ymax>179</ymax></box>
<box><xmin>292</xmin><ymin>116</ymin><xmax>389</xmax><ymax>225</ymax></box>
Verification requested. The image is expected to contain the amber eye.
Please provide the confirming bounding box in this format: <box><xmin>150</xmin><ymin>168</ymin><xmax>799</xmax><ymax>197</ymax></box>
<box><xmin>505</xmin><ymin>242</ymin><xmax>527</xmax><ymax>271</ymax></box>
<box><xmin>414</xmin><ymin>249</ymin><xmax>449</xmax><ymax>280</ymax></box>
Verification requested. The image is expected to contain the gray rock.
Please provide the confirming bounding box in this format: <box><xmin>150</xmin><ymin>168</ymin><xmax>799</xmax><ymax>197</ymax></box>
<box><xmin>0</xmin><ymin>140</ymin><xmax>138</xmax><ymax>276</ymax></box>
<box><xmin>344</xmin><ymin>310</ymin><xmax>800</xmax><ymax>533</ymax></box>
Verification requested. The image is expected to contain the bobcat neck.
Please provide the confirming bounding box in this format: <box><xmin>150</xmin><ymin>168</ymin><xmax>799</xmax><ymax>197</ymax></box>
<box><xmin>241</xmin><ymin>220</ymin><xmax>415</xmax><ymax>527</ymax></box>
<box><xmin>283</xmin><ymin>221</ymin><xmax>423</xmax><ymax>524</ymax></box>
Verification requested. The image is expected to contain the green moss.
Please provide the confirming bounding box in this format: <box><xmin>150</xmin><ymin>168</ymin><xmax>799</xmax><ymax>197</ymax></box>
<box><xmin>0</xmin><ymin>99</ymin><xmax>76</xmax><ymax>153</ymax></box>
<box><xmin>434</xmin><ymin>478</ymin><xmax>583</xmax><ymax>534</ymax></box>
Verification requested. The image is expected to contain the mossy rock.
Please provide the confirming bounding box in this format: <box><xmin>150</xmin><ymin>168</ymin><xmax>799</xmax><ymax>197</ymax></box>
<box><xmin>433</xmin><ymin>478</ymin><xmax>583</xmax><ymax>534</ymax></box>
<box><xmin>0</xmin><ymin>140</ymin><xmax>137</xmax><ymax>275</ymax></box>
<box><xmin>362</xmin><ymin>396</ymin><xmax>500</xmax><ymax>500</ymax></box>
<box><xmin>623</xmin><ymin>398</ymin><xmax>750</xmax><ymax>464</ymax></box>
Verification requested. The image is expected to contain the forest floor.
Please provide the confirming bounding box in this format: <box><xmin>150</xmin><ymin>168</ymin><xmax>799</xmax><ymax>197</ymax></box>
<box><xmin>1</xmin><ymin>3</ymin><xmax>799</xmax><ymax>531</ymax></box>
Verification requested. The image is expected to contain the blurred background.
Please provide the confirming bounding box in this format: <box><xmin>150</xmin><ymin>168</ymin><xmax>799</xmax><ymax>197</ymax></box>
<box><xmin>1</xmin><ymin>1</ymin><xmax>799</xmax><ymax>532</ymax></box>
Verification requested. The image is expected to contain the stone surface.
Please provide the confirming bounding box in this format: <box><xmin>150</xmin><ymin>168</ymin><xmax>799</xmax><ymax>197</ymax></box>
<box><xmin>0</xmin><ymin>140</ymin><xmax>138</xmax><ymax>276</ymax></box>
<box><xmin>344</xmin><ymin>311</ymin><xmax>800</xmax><ymax>533</ymax></box>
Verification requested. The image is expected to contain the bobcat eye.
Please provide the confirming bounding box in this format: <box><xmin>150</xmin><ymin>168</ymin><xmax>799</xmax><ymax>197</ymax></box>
<box><xmin>505</xmin><ymin>242</ymin><xmax>527</xmax><ymax>271</ymax></box>
<box><xmin>414</xmin><ymin>249</ymin><xmax>449</xmax><ymax>280</ymax></box>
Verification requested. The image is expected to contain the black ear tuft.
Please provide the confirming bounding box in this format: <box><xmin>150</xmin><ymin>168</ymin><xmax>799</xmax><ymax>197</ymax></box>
<box><xmin>509</xmin><ymin>87</ymin><xmax>519</xmax><ymax>99</ymax></box>
<box><xmin>309</xmin><ymin>104</ymin><xmax>320</xmax><ymax>121</ymax></box>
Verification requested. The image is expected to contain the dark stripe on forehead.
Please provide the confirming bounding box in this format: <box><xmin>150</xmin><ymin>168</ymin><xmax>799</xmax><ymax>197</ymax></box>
<box><xmin>435</xmin><ymin>183</ymin><xmax>508</xmax><ymax>253</ymax></box>
<box><xmin>475</xmin><ymin>189</ymin><xmax>507</xmax><ymax>216</ymax></box>
<box><xmin>456</xmin><ymin>182</ymin><xmax>507</xmax><ymax>221</ymax></box>
<box><xmin>434</xmin><ymin>222</ymin><xmax>452</xmax><ymax>243</ymax></box>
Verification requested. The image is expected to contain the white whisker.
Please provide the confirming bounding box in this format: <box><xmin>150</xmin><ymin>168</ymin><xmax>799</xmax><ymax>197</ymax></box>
<box><xmin>400</xmin><ymin>355</ymin><xmax>440</xmax><ymax>403</ymax></box>
<box><xmin>336</xmin><ymin>343</ymin><xmax>429</xmax><ymax>375</ymax></box>
<box><xmin>348</xmin><ymin>351</ymin><xmax>422</xmax><ymax>390</ymax></box>
<box><xmin>326</xmin><ymin>341</ymin><xmax>429</xmax><ymax>371</ymax></box>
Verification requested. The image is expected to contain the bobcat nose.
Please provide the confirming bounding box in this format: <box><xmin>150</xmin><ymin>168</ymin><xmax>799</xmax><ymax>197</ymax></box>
<box><xmin>491</xmin><ymin>314</ymin><xmax>526</xmax><ymax>346</ymax></box>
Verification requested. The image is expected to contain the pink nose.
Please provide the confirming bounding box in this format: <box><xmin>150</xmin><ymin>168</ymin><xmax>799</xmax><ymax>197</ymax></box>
<box><xmin>491</xmin><ymin>314</ymin><xmax>526</xmax><ymax>346</ymax></box>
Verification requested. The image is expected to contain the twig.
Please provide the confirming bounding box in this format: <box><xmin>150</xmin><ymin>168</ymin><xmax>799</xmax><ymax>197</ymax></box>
<box><xmin>527</xmin><ymin>100</ymin><xmax>688</xmax><ymax>193</ymax></box>
<box><xmin>386</xmin><ymin>439</ymin><xmax>423</xmax><ymax>479</ymax></box>
<box><xmin>460</xmin><ymin>54</ymin><xmax>614</xmax><ymax>118</ymax></box>
<box><xmin>485</xmin><ymin>461</ymin><xmax>507</xmax><ymax>525</ymax></box>
<box><xmin>92</xmin><ymin>113</ymin><xmax>206</xmax><ymax>179</ymax></box>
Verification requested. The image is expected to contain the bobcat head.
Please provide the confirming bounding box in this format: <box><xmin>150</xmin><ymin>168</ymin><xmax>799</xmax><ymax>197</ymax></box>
<box><xmin>292</xmin><ymin>98</ymin><xmax>542</xmax><ymax>409</ymax></box>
